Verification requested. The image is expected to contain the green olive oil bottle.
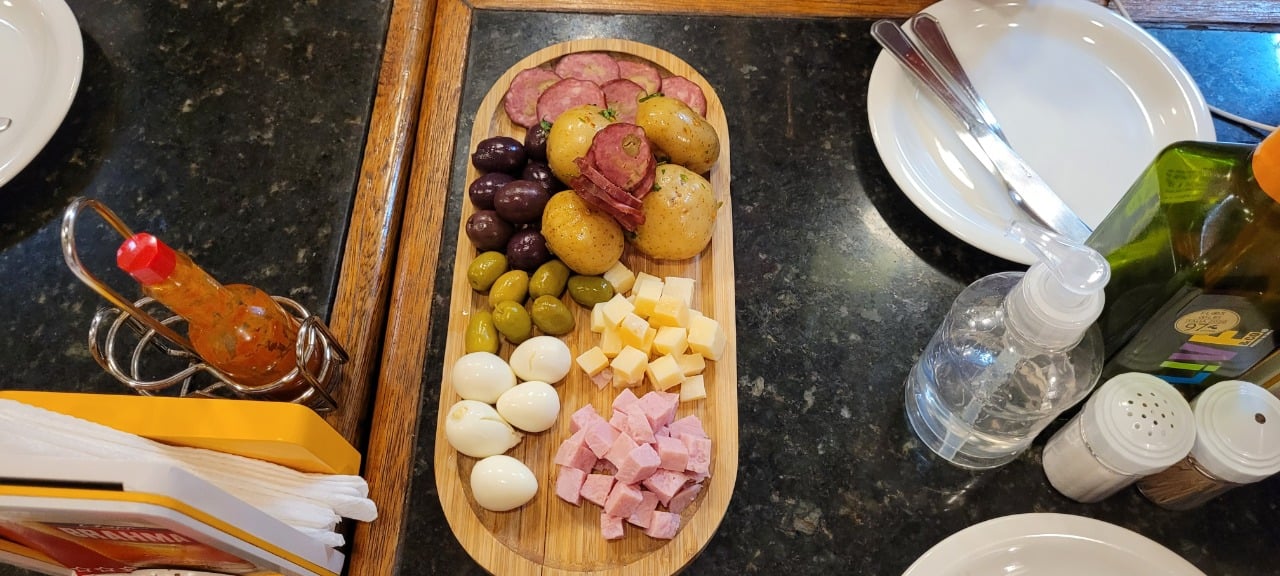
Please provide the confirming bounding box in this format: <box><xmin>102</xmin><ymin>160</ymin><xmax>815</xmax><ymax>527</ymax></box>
<box><xmin>1086</xmin><ymin>130</ymin><xmax>1280</xmax><ymax>397</ymax></box>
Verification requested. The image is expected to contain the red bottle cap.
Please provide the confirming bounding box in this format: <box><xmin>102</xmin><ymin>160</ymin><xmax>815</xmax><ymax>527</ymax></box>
<box><xmin>117</xmin><ymin>232</ymin><xmax>177</xmax><ymax>285</ymax></box>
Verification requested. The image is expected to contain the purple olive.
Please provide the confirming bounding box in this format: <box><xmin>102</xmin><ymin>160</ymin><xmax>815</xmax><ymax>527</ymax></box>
<box><xmin>524</xmin><ymin>122</ymin><xmax>550</xmax><ymax>162</ymax></box>
<box><xmin>471</xmin><ymin>136</ymin><xmax>525</xmax><ymax>174</ymax></box>
<box><xmin>494</xmin><ymin>179</ymin><xmax>552</xmax><ymax>225</ymax></box>
<box><xmin>521</xmin><ymin>161</ymin><xmax>564</xmax><ymax>193</ymax></box>
<box><xmin>466</xmin><ymin>210</ymin><xmax>515</xmax><ymax>252</ymax></box>
<box><xmin>506</xmin><ymin>229</ymin><xmax>551</xmax><ymax>271</ymax></box>
<box><xmin>468</xmin><ymin>172</ymin><xmax>514</xmax><ymax>210</ymax></box>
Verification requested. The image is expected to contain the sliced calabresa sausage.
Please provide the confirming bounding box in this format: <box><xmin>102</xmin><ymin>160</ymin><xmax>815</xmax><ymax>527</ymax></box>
<box><xmin>536</xmin><ymin>78</ymin><xmax>606</xmax><ymax>124</ymax></box>
<box><xmin>587</xmin><ymin>123</ymin><xmax>655</xmax><ymax>192</ymax></box>
<box><xmin>554</xmin><ymin>52</ymin><xmax>621</xmax><ymax>85</ymax></box>
<box><xmin>617</xmin><ymin>60</ymin><xmax>661</xmax><ymax>94</ymax></box>
<box><xmin>601</xmin><ymin>79</ymin><xmax>646</xmax><ymax>124</ymax></box>
<box><xmin>659</xmin><ymin>76</ymin><xmax>707</xmax><ymax>117</ymax></box>
<box><xmin>503</xmin><ymin>67</ymin><xmax>563</xmax><ymax>128</ymax></box>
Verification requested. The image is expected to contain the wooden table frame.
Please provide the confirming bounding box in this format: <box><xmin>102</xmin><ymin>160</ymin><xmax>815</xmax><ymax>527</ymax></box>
<box><xmin>338</xmin><ymin>0</ymin><xmax>1280</xmax><ymax>573</ymax></box>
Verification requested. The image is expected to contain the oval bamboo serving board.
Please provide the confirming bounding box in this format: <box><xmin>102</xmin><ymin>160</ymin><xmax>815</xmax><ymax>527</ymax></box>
<box><xmin>434</xmin><ymin>39</ymin><xmax>737</xmax><ymax>575</ymax></box>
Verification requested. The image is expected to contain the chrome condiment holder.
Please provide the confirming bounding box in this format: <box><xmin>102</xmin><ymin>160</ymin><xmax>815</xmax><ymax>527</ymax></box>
<box><xmin>60</xmin><ymin>197</ymin><xmax>347</xmax><ymax>412</ymax></box>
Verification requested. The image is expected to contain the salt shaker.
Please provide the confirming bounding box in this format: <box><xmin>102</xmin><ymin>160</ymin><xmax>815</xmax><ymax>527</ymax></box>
<box><xmin>1137</xmin><ymin>380</ymin><xmax>1280</xmax><ymax>510</ymax></box>
<box><xmin>1043</xmin><ymin>373</ymin><xmax>1195</xmax><ymax>503</ymax></box>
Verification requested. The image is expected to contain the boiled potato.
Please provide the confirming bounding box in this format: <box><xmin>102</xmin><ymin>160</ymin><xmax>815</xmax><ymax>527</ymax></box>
<box><xmin>630</xmin><ymin>164</ymin><xmax>718</xmax><ymax>260</ymax></box>
<box><xmin>541</xmin><ymin>191</ymin><xmax>624</xmax><ymax>275</ymax></box>
<box><xmin>547</xmin><ymin>104</ymin><xmax>615</xmax><ymax>184</ymax></box>
<box><xmin>635</xmin><ymin>96</ymin><xmax>719</xmax><ymax>175</ymax></box>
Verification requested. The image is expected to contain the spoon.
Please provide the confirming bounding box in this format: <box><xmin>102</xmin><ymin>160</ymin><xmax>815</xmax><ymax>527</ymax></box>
<box><xmin>0</xmin><ymin>118</ymin><xmax>10</xmax><ymax>132</ymax></box>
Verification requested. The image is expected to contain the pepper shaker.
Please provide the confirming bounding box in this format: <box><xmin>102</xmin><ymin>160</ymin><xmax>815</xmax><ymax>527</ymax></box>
<box><xmin>1137</xmin><ymin>380</ymin><xmax>1280</xmax><ymax>510</ymax></box>
<box><xmin>1043</xmin><ymin>373</ymin><xmax>1195</xmax><ymax>503</ymax></box>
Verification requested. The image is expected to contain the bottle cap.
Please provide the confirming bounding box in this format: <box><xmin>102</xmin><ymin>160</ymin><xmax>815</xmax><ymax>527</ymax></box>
<box><xmin>1005</xmin><ymin>221</ymin><xmax>1110</xmax><ymax>349</ymax></box>
<box><xmin>1252</xmin><ymin>129</ymin><xmax>1280</xmax><ymax>203</ymax></box>
<box><xmin>1082</xmin><ymin>373</ymin><xmax>1195</xmax><ymax>475</ymax></box>
<box><xmin>117</xmin><ymin>232</ymin><xmax>177</xmax><ymax>285</ymax></box>
<box><xmin>1188</xmin><ymin>380</ymin><xmax>1280</xmax><ymax>484</ymax></box>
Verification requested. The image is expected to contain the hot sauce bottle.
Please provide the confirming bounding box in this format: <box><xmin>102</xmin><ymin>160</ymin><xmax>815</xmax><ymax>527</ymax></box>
<box><xmin>115</xmin><ymin>232</ymin><xmax>309</xmax><ymax>401</ymax></box>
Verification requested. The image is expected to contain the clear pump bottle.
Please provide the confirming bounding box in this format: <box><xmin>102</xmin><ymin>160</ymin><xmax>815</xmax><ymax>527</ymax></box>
<box><xmin>905</xmin><ymin>222</ymin><xmax>1111</xmax><ymax>469</ymax></box>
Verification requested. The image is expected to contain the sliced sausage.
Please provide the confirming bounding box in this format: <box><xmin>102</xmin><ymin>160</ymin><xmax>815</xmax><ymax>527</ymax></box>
<box><xmin>587</xmin><ymin>123</ymin><xmax>655</xmax><ymax>192</ymax></box>
<box><xmin>617</xmin><ymin>60</ymin><xmax>661</xmax><ymax>94</ymax></box>
<box><xmin>659</xmin><ymin>76</ymin><xmax>707</xmax><ymax>117</ymax></box>
<box><xmin>601</xmin><ymin>79</ymin><xmax>646</xmax><ymax>124</ymax></box>
<box><xmin>536</xmin><ymin>78</ymin><xmax>606</xmax><ymax>124</ymax></box>
<box><xmin>554</xmin><ymin>52</ymin><xmax>621</xmax><ymax>85</ymax></box>
<box><xmin>503</xmin><ymin>67</ymin><xmax>563</xmax><ymax>128</ymax></box>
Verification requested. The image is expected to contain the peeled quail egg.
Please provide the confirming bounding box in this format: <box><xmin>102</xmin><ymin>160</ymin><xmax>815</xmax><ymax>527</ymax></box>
<box><xmin>496</xmin><ymin>381</ymin><xmax>560</xmax><ymax>433</ymax></box>
<box><xmin>470</xmin><ymin>454</ymin><xmax>538</xmax><ymax>512</ymax></box>
<box><xmin>507</xmin><ymin>336</ymin><xmax>572</xmax><ymax>383</ymax></box>
<box><xmin>444</xmin><ymin>400</ymin><xmax>522</xmax><ymax>458</ymax></box>
<box><xmin>453</xmin><ymin>351</ymin><xmax>517</xmax><ymax>404</ymax></box>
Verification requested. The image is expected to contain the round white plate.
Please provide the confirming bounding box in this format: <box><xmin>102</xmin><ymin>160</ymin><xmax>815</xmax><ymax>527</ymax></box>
<box><xmin>867</xmin><ymin>0</ymin><xmax>1214</xmax><ymax>264</ymax></box>
<box><xmin>0</xmin><ymin>0</ymin><xmax>83</xmax><ymax>188</ymax></box>
<box><xmin>903</xmin><ymin>513</ymin><xmax>1205</xmax><ymax>575</ymax></box>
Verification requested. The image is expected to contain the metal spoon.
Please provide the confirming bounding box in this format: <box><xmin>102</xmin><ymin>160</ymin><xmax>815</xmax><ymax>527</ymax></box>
<box><xmin>0</xmin><ymin>118</ymin><xmax>10</xmax><ymax>132</ymax></box>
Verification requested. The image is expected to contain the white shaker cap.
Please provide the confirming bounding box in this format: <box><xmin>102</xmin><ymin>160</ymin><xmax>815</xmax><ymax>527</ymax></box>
<box><xmin>1189</xmin><ymin>380</ymin><xmax>1280</xmax><ymax>484</ymax></box>
<box><xmin>1083</xmin><ymin>373</ymin><xmax>1196</xmax><ymax>475</ymax></box>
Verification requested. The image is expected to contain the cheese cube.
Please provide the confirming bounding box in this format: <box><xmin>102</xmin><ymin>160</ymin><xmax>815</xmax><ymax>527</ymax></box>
<box><xmin>687</xmin><ymin>308</ymin><xmax>704</xmax><ymax>325</ymax></box>
<box><xmin>649</xmin><ymin>296</ymin><xmax>690</xmax><ymax>328</ymax></box>
<box><xmin>646</xmin><ymin>354</ymin><xmax>684</xmax><ymax>391</ymax></box>
<box><xmin>680</xmin><ymin>374</ymin><xmax>707</xmax><ymax>402</ymax></box>
<box><xmin>600</xmin><ymin>325</ymin><xmax>623</xmax><ymax>358</ymax></box>
<box><xmin>662</xmin><ymin>276</ymin><xmax>695</xmax><ymax>308</ymax></box>
<box><xmin>576</xmin><ymin>346</ymin><xmax>610</xmax><ymax>376</ymax></box>
<box><xmin>640</xmin><ymin>327</ymin><xmax>657</xmax><ymax>357</ymax></box>
<box><xmin>618</xmin><ymin>313</ymin><xmax>650</xmax><ymax>350</ymax></box>
<box><xmin>632</xmin><ymin>274</ymin><xmax>664</xmax><ymax>318</ymax></box>
<box><xmin>591</xmin><ymin>303</ymin><xmax>607</xmax><ymax>333</ymax></box>
<box><xmin>600</xmin><ymin>294</ymin><xmax>635</xmax><ymax>328</ymax></box>
<box><xmin>611</xmin><ymin>346</ymin><xmax>648</xmax><ymax>386</ymax></box>
<box><xmin>677</xmin><ymin>353</ymin><xmax>705</xmax><ymax>376</ymax></box>
<box><xmin>688</xmin><ymin>315</ymin><xmax>726</xmax><ymax>361</ymax></box>
<box><xmin>653</xmin><ymin>326</ymin><xmax>688</xmax><ymax>356</ymax></box>
<box><xmin>603</xmin><ymin>261</ymin><xmax>637</xmax><ymax>295</ymax></box>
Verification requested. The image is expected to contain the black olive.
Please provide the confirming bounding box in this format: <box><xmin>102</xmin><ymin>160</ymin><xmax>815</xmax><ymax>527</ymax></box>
<box><xmin>471</xmin><ymin>136</ymin><xmax>526</xmax><ymax>174</ymax></box>
<box><xmin>465</xmin><ymin>210</ymin><xmax>515</xmax><ymax>252</ymax></box>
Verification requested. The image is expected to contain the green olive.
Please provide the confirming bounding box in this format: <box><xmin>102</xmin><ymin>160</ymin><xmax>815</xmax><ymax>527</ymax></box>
<box><xmin>530</xmin><ymin>295</ymin><xmax>575</xmax><ymax>335</ymax></box>
<box><xmin>492</xmin><ymin>300</ymin><xmax>533</xmax><ymax>344</ymax></box>
<box><xmin>464</xmin><ymin>309</ymin><xmax>499</xmax><ymax>354</ymax></box>
<box><xmin>467</xmin><ymin>252</ymin><xmax>509</xmax><ymax>292</ymax></box>
<box><xmin>529</xmin><ymin>259</ymin><xmax>571</xmax><ymax>299</ymax></box>
<box><xmin>488</xmin><ymin>270</ymin><xmax>529</xmax><ymax>307</ymax></box>
<box><xmin>567</xmin><ymin>275</ymin><xmax>615</xmax><ymax>307</ymax></box>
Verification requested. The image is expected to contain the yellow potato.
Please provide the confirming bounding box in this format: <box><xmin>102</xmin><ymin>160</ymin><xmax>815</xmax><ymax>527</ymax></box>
<box><xmin>635</xmin><ymin>96</ymin><xmax>720</xmax><ymax>174</ymax></box>
<box><xmin>547</xmin><ymin>104</ymin><xmax>615</xmax><ymax>184</ymax></box>
<box><xmin>630</xmin><ymin>164</ymin><xmax>718</xmax><ymax>260</ymax></box>
<box><xmin>541</xmin><ymin>191</ymin><xmax>624</xmax><ymax>275</ymax></box>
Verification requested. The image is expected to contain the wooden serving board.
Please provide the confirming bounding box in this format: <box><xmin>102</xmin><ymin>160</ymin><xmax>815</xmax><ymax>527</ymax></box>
<box><xmin>433</xmin><ymin>39</ymin><xmax>737</xmax><ymax>575</ymax></box>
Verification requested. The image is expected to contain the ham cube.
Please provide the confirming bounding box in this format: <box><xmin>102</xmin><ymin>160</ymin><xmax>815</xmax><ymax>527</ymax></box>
<box><xmin>554</xmin><ymin>428</ymin><xmax>599</xmax><ymax>472</ymax></box>
<box><xmin>581</xmin><ymin>474</ymin><xmax>615</xmax><ymax>507</ymax></box>
<box><xmin>591</xmin><ymin>367</ymin><xmax>613</xmax><ymax>390</ymax></box>
<box><xmin>642</xmin><ymin>469</ymin><xmax>688</xmax><ymax>506</ymax></box>
<box><xmin>636</xmin><ymin>391</ymin><xmax>678</xmax><ymax>429</ymax></box>
<box><xmin>601</xmin><ymin>513</ymin><xmax>625</xmax><ymax>540</ymax></box>
<box><xmin>612</xmin><ymin>388</ymin><xmax>640</xmax><ymax>413</ymax></box>
<box><xmin>627</xmin><ymin>490</ymin><xmax>661</xmax><ymax>529</ymax></box>
<box><xmin>625</xmin><ymin>410</ymin><xmax>656</xmax><ymax>444</ymax></box>
<box><xmin>615</xmin><ymin>444</ymin><xmax>661</xmax><ymax>484</ymax></box>
<box><xmin>667</xmin><ymin>483</ymin><xmax>703</xmax><ymax>514</ymax></box>
<box><xmin>593</xmin><ymin>459</ymin><xmax>618</xmax><ymax>475</ymax></box>
<box><xmin>556</xmin><ymin>466</ymin><xmax>588</xmax><ymax>506</ymax></box>
<box><xmin>603</xmin><ymin>482</ymin><xmax>644</xmax><ymax>518</ymax></box>
<box><xmin>680</xmin><ymin>433</ymin><xmax>712</xmax><ymax>475</ymax></box>
<box><xmin>655</xmin><ymin>435</ymin><xmax>689</xmax><ymax>471</ymax></box>
<box><xmin>609</xmin><ymin>410</ymin><xmax>628</xmax><ymax>431</ymax></box>
<box><xmin>584</xmin><ymin>420</ymin><xmax>620</xmax><ymax>458</ymax></box>
<box><xmin>604</xmin><ymin>430</ymin><xmax>639</xmax><ymax>469</ymax></box>
<box><xmin>644</xmin><ymin>511</ymin><xmax>681</xmax><ymax>540</ymax></box>
<box><xmin>668</xmin><ymin>415</ymin><xmax>707</xmax><ymax>439</ymax></box>
<box><xmin>570</xmin><ymin>404</ymin><xmax>605</xmax><ymax>433</ymax></box>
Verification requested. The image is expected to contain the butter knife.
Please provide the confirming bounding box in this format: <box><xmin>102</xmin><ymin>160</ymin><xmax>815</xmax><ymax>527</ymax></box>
<box><xmin>871</xmin><ymin>19</ymin><xmax>1093</xmax><ymax>244</ymax></box>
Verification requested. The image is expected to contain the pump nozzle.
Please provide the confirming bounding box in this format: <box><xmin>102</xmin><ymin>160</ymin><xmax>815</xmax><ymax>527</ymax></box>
<box><xmin>1005</xmin><ymin>221</ymin><xmax>1111</xmax><ymax>349</ymax></box>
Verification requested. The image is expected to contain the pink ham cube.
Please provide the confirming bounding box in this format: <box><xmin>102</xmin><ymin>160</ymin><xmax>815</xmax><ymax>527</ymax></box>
<box><xmin>570</xmin><ymin>404</ymin><xmax>604</xmax><ymax>433</ymax></box>
<box><xmin>556</xmin><ymin>466</ymin><xmax>588</xmax><ymax>505</ymax></box>
<box><xmin>655</xmin><ymin>435</ymin><xmax>689</xmax><ymax>471</ymax></box>
<box><xmin>612</xmin><ymin>388</ymin><xmax>640</xmax><ymax>413</ymax></box>
<box><xmin>603</xmin><ymin>482</ymin><xmax>644</xmax><ymax>518</ymax></box>
<box><xmin>584</xmin><ymin>420</ymin><xmax>620</xmax><ymax>458</ymax></box>
<box><xmin>601</xmin><ymin>513</ymin><xmax>625</xmax><ymax>540</ymax></box>
<box><xmin>680</xmin><ymin>433</ymin><xmax>712</xmax><ymax>475</ymax></box>
<box><xmin>591</xmin><ymin>367</ymin><xmax>613</xmax><ymax>389</ymax></box>
<box><xmin>554</xmin><ymin>428</ymin><xmax>600</xmax><ymax>472</ymax></box>
<box><xmin>593</xmin><ymin>459</ymin><xmax>618</xmax><ymax>475</ymax></box>
<box><xmin>644</xmin><ymin>511</ymin><xmax>681</xmax><ymax>540</ymax></box>
<box><xmin>668</xmin><ymin>415</ymin><xmax>707</xmax><ymax>439</ymax></box>
<box><xmin>581</xmin><ymin>474</ymin><xmax>615</xmax><ymax>507</ymax></box>
<box><xmin>626</xmin><ymin>490</ymin><xmax>661</xmax><ymax>529</ymax></box>
<box><xmin>615</xmin><ymin>444</ymin><xmax>661</xmax><ymax>484</ymax></box>
<box><xmin>604</xmin><ymin>430</ymin><xmax>639</xmax><ymax>469</ymax></box>
<box><xmin>636</xmin><ymin>391</ymin><xmax>678</xmax><ymax>429</ymax></box>
<box><xmin>608</xmin><ymin>410</ymin><xmax>628</xmax><ymax>431</ymax></box>
<box><xmin>624</xmin><ymin>410</ymin><xmax>656</xmax><ymax>444</ymax></box>
<box><xmin>666</xmin><ymin>483</ymin><xmax>703</xmax><ymax>514</ymax></box>
<box><xmin>642</xmin><ymin>469</ymin><xmax>688</xmax><ymax>506</ymax></box>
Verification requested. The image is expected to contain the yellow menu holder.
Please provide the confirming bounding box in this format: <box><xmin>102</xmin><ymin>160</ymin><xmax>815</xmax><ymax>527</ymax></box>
<box><xmin>0</xmin><ymin>391</ymin><xmax>359</xmax><ymax>476</ymax></box>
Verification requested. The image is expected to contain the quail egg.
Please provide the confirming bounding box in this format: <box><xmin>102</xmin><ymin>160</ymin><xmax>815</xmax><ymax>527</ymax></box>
<box><xmin>507</xmin><ymin>336</ymin><xmax>572</xmax><ymax>383</ymax></box>
<box><xmin>452</xmin><ymin>351</ymin><xmax>517</xmax><ymax>403</ymax></box>
<box><xmin>444</xmin><ymin>400</ymin><xmax>521</xmax><ymax>458</ymax></box>
<box><xmin>496</xmin><ymin>380</ymin><xmax>560</xmax><ymax>432</ymax></box>
<box><xmin>470</xmin><ymin>455</ymin><xmax>538</xmax><ymax>512</ymax></box>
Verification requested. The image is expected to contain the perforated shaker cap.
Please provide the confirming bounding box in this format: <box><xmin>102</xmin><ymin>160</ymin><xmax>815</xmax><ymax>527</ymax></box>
<box><xmin>1082</xmin><ymin>373</ymin><xmax>1196</xmax><ymax>475</ymax></box>
<box><xmin>1188</xmin><ymin>380</ymin><xmax>1280</xmax><ymax>484</ymax></box>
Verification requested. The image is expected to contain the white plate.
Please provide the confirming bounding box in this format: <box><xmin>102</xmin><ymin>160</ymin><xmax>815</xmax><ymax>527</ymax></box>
<box><xmin>0</xmin><ymin>0</ymin><xmax>83</xmax><ymax>188</ymax></box>
<box><xmin>867</xmin><ymin>0</ymin><xmax>1214</xmax><ymax>264</ymax></box>
<box><xmin>903</xmin><ymin>513</ymin><xmax>1205</xmax><ymax>575</ymax></box>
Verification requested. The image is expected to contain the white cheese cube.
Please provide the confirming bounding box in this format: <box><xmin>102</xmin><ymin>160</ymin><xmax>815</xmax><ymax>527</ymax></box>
<box><xmin>677</xmin><ymin>353</ymin><xmax>706</xmax><ymax>376</ymax></box>
<box><xmin>590</xmin><ymin>303</ymin><xmax>607</xmax><ymax>333</ymax></box>
<box><xmin>649</xmin><ymin>295</ymin><xmax>690</xmax><ymax>328</ymax></box>
<box><xmin>680</xmin><ymin>374</ymin><xmax>707</xmax><ymax>402</ymax></box>
<box><xmin>600</xmin><ymin>293</ymin><xmax>634</xmax><ymax>327</ymax></box>
<box><xmin>576</xmin><ymin>347</ymin><xmax>610</xmax><ymax>376</ymax></box>
<box><xmin>688</xmin><ymin>314</ymin><xmax>726</xmax><ymax>361</ymax></box>
<box><xmin>611</xmin><ymin>346</ymin><xmax>648</xmax><ymax>386</ymax></box>
<box><xmin>600</xmin><ymin>325</ymin><xmax>623</xmax><ymax>358</ymax></box>
<box><xmin>646</xmin><ymin>354</ymin><xmax>684</xmax><ymax>391</ymax></box>
<box><xmin>603</xmin><ymin>261</ymin><xmax>636</xmax><ymax>295</ymax></box>
<box><xmin>632</xmin><ymin>274</ymin><xmax>664</xmax><ymax>318</ymax></box>
<box><xmin>662</xmin><ymin>276</ymin><xmax>695</xmax><ymax>308</ymax></box>
<box><xmin>618</xmin><ymin>313</ymin><xmax>650</xmax><ymax>350</ymax></box>
<box><xmin>653</xmin><ymin>326</ymin><xmax>688</xmax><ymax>356</ymax></box>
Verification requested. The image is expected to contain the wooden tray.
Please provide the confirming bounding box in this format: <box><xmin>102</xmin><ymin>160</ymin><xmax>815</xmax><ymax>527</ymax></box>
<box><xmin>433</xmin><ymin>39</ymin><xmax>737</xmax><ymax>575</ymax></box>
